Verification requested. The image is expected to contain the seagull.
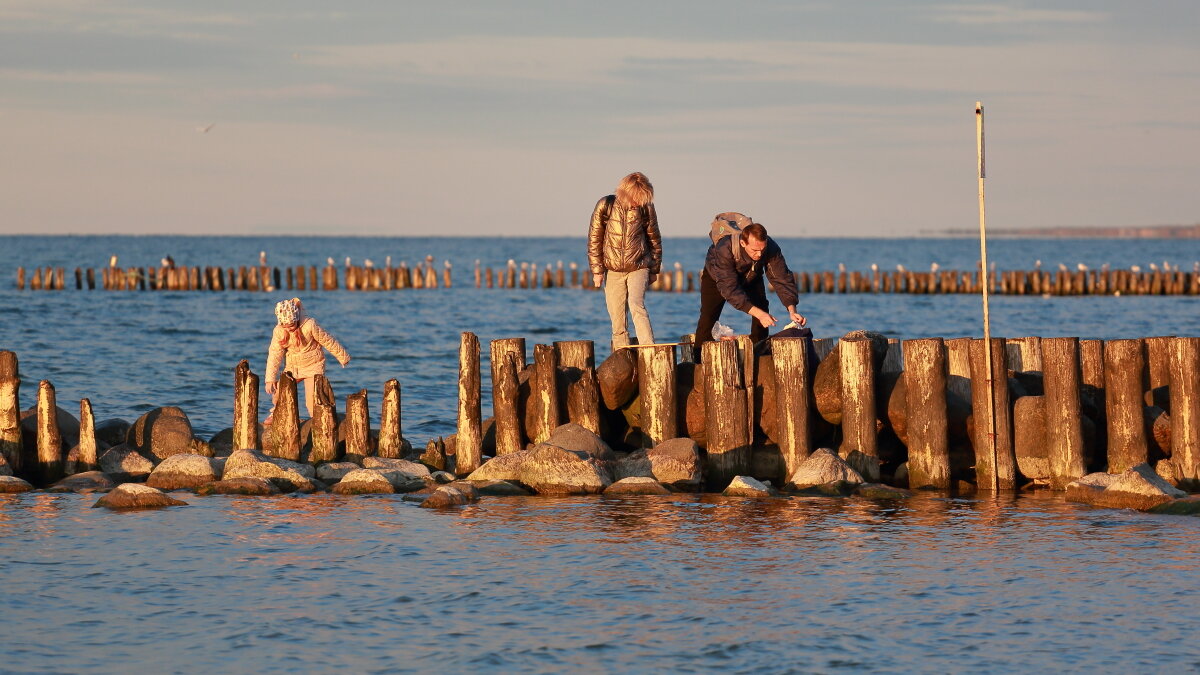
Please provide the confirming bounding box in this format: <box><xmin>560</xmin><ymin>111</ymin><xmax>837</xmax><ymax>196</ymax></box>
<box><xmin>364</xmin><ymin>259</ymin><xmax>374</xmax><ymax>268</ymax></box>
<box><xmin>259</xmin><ymin>251</ymin><xmax>267</xmax><ymax>265</ymax></box>
<box><xmin>197</xmin><ymin>123</ymin><xmax>215</xmax><ymax>134</ymax></box>
<box><xmin>326</xmin><ymin>257</ymin><xmax>334</xmax><ymax>266</ymax></box>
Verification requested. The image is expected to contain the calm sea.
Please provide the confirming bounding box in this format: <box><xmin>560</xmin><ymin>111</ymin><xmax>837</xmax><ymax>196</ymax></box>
<box><xmin>2</xmin><ymin>235</ymin><xmax>1199</xmax><ymax>673</ymax></box>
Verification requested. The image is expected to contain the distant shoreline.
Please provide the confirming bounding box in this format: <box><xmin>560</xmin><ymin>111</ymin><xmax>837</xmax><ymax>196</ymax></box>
<box><xmin>941</xmin><ymin>224</ymin><xmax>1200</xmax><ymax>238</ymax></box>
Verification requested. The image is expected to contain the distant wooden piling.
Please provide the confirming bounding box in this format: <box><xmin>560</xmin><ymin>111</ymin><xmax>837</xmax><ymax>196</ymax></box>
<box><xmin>772</xmin><ymin>337</ymin><xmax>813</xmax><ymax>480</ymax></box>
<box><xmin>37</xmin><ymin>380</ymin><xmax>63</xmax><ymax>485</ymax></box>
<box><xmin>529</xmin><ymin>344</ymin><xmax>561</xmax><ymax>444</ymax></box>
<box><xmin>969</xmin><ymin>337</ymin><xmax>1016</xmax><ymax>489</ymax></box>
<box><xmin>233</xmin><ymin>360</ymin><xmax>261</xmax><ymax>452</ymax></box>
<box><xmin>377</xmin><ymin>379</ymin><xmax>404</xmax><ymax>459</ymax></box>
<box><xmin>904</xmin><ymin>338</ymin><xmax>951</xmax><ymax>489</ymax></box>
<box><xmin>1168</xmin><ymin>337</ymin><xmax>1200</xmax><ymax>490</ymax></box>
<box><xmin>308</xmin><ymin>375</ymin><xmax>338</xmax><ymax>465</ymax></box>
<box><xmin>702</xmin><ymin>340</ymin><xmax>750</xmax><ymax>489</ymax></box>
<box><xmin>272</xmin><ymin>372</ymin><xmax>302</xmax><ymax>461</ymax></box>
<box><xmin>1042</xmin><ymin>338</ymin><xmax>1086</xmax><ymax>488</ymax></box>
<box><xmin>457</xmin><ymin>332</ymin><xmax>483</xmax><ymax>475</ymax></box>
<box><xmin>638</xmin><ymin>345</ymin><xmax>678</xmax><ymax>448</ymax></box>
<box><xmin>1104</xmin><ymin>339</ymin><xmax>1148</xmax><ymax>472</ymax></box>
<box><xmin>344</xmin><ymin>389</ymin><xmax>370</xmax><ymax>463</ymax></box>
<box><xmin>0</xmin><ymin>351</ymin><xmax>20</xmax><ymax>475</ymax></box>
<box><xmin>839</xmin><ymin>337</ymin><xmax>880</xmax><ymax>481</ymax></box>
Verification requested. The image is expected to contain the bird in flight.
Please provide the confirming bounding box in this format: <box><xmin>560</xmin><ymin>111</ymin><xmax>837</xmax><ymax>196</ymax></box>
<box><xmin>197</xmin><ymin>123</ymin><xmax>215</xmax><ymax>133</ymax></box>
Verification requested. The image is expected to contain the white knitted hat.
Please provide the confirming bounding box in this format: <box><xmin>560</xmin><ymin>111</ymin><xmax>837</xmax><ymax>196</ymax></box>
<box><xmin>275</xmin><ymin>299</ymin><xmax>300</xmax><ymax>325</ymax></box>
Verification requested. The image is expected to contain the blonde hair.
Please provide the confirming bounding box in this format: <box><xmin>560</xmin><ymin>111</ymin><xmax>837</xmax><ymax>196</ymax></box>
<box><xmin>615</xmin><ymin>172</ymin><xmax>654</xmax><ymax>208</ymax></box>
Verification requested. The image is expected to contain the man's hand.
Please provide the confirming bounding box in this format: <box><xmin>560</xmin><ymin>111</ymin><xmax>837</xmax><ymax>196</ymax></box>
<box><xmin>593</xmin><ymin>273</ymin><xmax>604</xmax><ymax>288</ymax></box>
<box><xmin>787</xmin><ymin>309</ymin><xmax>806</xmax><ymax>326</ymax></box>
<box><xmin>265</xmin><ymin>380</ymin><xmax>278</xmax><ymax>396</ymax></box>
<box><xmin>750</xmin><ymin>306</ymin><xmax>777</xmax><ymax>328</ymax></box>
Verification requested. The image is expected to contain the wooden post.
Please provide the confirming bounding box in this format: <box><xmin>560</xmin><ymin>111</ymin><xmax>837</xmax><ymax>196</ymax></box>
<box><xmin>703</xmin><ymin>340</ymin><xmax>750</xmax><ymax>489</ymax></box>
<box><xmin>638</xmin><ymin>344</ymin><xmax>678</xmax><ymax>448</ymax></box>
<box><xmin>1143</xmin><ymin>336</ymin><xmax>1174</xmax><ymax>395</ymax></box>
<box><xmin>37</xmin><ymin>380</ymin><xmax>63</xmax><ymax>485</ymax></box>
<box><xmin>233</xmin><ymin>360</ymin><xmax>261</xmax><ymax>451</ymax></box>
<box><xmin>0</xmin><ymin>351</ymin><xmax>20</xmax><ymax>475</ymax></box>
<box><xmin>772</xmin><ymin>337</ymin><xmax>813</xmax><ymax>480</ymax></box>
<box><xmin>1080</xmin><ymin>338</ymin><xmax>1106</xmax><ymax>466</ymax></box>
<box><xmin>530</xmin><ymin>344</ymin><xmax>561</xmax><ymax>443</ymax></box>
<box><xmin>969</xmin><ymin>337</ymin><xmax>1015</xmax><ymax>489</ymax></box>
<box><xmin>904</xmin><ymin>338</ymin><xmax>951</xmax><ymax>489</ymax></box>
<box><xmin>378</xmin><ymin>379</ymin><xmax>404</xmax><ymax>459</ymax></box>
<box><xmin>77</xmin><ymin>397</ymin><xmax>98</xmax><ymax>472</ymax></box>
<box><xmin>309</xmin><ymin>374</ymin><xmax>338</xmax><ymax>465</ymax></box>
<box><xmin>1042</xmin><ymin>337</ymin><xmax>1086</xmax><ymax>488</ymax></box>
<box><xmin>457</xmin><ymin>332</ymin><xmax>483</xmax><ymax>475</ymax></box>
<box><xmin>945</xmin><ymin>337</ymin><xmax>974</xmax><ymax>404</ymax></box>
<box><xmin>839</xmin><ymin>337</ymin><xmax>880</xmax><ymax>481</ymax></box>
<box><xmin>344</xmin><ymin>389</ymin><xmax>370</xmax><ymax>463</ymax></box>
<box><xmin>271</xmin><ymin>371</ymin><xmax>302</xmax><ymax>461</ymax></box>
<box><xmin>1168</xmin><ymin>337</ymin><xmax>1200</xmax><ymax>490</ymax></box>
<box><xmin>494</xmin><ymin>353</ymin><xmax>523</xmax><ymax>455</ymax></box>
<box><xmin>556</xmin><ymin>340</ymin><xmax>600</xmax><ymax>434</ymax></box>
<box><xmin>1104</xmin><ymin>339</ymin><xmax>1148</xmax><ymax>472</ymax></box>
<box><xmin>490</xmin><ymin>338</ymin><xmax>527</xmax><ymax>400</ymax></box>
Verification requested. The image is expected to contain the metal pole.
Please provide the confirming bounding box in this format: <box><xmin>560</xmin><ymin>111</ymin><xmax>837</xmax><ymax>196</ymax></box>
<box><xmin>977</xmin><ymin>102</ymin><xmax>999</xmax><ymax>491</ymax></box>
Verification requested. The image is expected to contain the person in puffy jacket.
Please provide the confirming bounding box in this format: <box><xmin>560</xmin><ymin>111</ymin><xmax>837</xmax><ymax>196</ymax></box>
<box><xmin>264</xmin><ymin>297</ymin><xmax>350</xmax><ymax>423</ymax></box>
<box><xmin>587</xmin><ymin>172</ymin><xmax>663</xmax><ymax>350</ymax></box>
<box><xmin>695</xmin><ymin>222</ymin><xmax>804</xmax><ymax>351</ymax></box>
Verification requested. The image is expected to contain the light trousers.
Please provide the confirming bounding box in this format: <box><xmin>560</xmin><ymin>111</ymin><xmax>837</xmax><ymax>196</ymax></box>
<box><xmin>604</xmin><ymin>268</ymin><xmax>655</xmax><ymax>349</ymax></box>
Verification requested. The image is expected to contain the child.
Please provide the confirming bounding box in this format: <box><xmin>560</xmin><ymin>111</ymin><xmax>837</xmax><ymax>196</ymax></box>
<box><xmin>264</xmin><ymin>298</ymin><xmax>350</xmax><ymax>423</ymax></box>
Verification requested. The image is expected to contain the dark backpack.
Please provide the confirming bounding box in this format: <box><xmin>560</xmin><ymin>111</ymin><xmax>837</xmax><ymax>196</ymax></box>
<box><xmin>710</xmin><ymin>212</ymin><xmax>753</xmax><ymax>261</ymax></box>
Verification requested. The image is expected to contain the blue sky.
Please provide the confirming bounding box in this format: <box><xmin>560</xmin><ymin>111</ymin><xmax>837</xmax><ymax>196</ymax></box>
<box><xmin>2</xmin><ymin>1</ymin><xmax>1197</xmax><ymax>236</ymax></box>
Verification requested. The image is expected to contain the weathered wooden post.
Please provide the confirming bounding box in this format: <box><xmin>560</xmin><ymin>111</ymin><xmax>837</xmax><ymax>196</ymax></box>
<box><xmin>969</xmin><ymin>337</ymin><xmax>1016</xmax><ymax>489</ymax></box>
<box><xmin>86</xmin><ymin>268</ymin><xmax>95</xmax><ymax>290</ymax></box>
<box><xmin>233</xmin><ymin>360</ymin><xmax>261</xmax><ymax>451</ymax></box>
<box><xmin>271</xmin><ymin>372</ymin><xmax>302</xmax><ymax>461</ymax></box>
<box><xmin>839</xmin><ymin>337</ymin><xmax>880</xmax><ymax>481</ymax></box>
<box><xmin>703</xmin><ymin>340</ymin><xmax>750</xmax><ymax>489</ymax></box>
<box><xmin>1168</xmin><ymin>337</ymin><xmax>1200</xmax><ymax>490</ymax></box>
<box><xmin>530</xmin><ymin>344</ymin><xmax>561</xmax><ymax>443</ymax></box>
<box><xmin>772</xmin><ymin>337</ymin><xmax>813</xmax><ymax>480</ymax></box>
<box><xmin>945</xmin><ymin>337</ymin><xmax>974</xmax><ymax>404</ymax></box>
<box><xmin>904</xmin><ymin>338</ymin><xmax>951</xmax><ymax>489</ymax></box>
<box><xmin>16</xmin><ymin>267</ymin><xmax>26</xmax><ymax>290</ymax></box>
<box><xmin>0</xmin><ymin>351</ymin><xmax>20</xmax><ymax>475</ymax></box>
<box><xmin>490</xmin><ymin>338</ymin><xmax>527</xmax><ymax>399</ymax></box>
<box><xmin>37</xmin><ymin>380</ymin><xmax>63</xmax><ymax>485</ymax></box>
<box><xmin>77</xmin><ymin>398</ymin><xmax>98</xmax><ymax>472</ymax></box>
<box><xmin>555</xmin><ymin>340</ymin><xmax>600</xmax><ymax>434</ymax></box>
<box><xmin>344</xmin><ymin>389</ymin><xmax>370</xmax><ymax>463</ymax></box>
<box><xmin>1104</xmin><ymin>338</ymin><xmax>1148</xmax><ymax>472</ymax></box>
<box><xmin>457</xmin><ymin>332</ymin><xmax>483</xmax><ymax>475</ymax></box>
<box><xmin>638</xmin><ymin>344</ymin><xmax>678</xmax><ymax>448</ymax></box>
<box><xmin>494</xmin><ymin>353</ymin><xmax>523</xmax><ymax>455</ymax></box>
<box><xmin>377</xmin><ymin>379</ymin><xmax>404</xmax><ymax>459</ymax></box>
<box><xmin>1143</xmin><ymin>335</ymin><xmax>1174</xmax><ymax>396</ymax></box>
<box><xmin>1042</xmin><ymin>337</ymin><xmax>1086</xmax><ymax>488</ymax></box>
<box><xmin>308</xmin><ymin>374</ymin><xmax>338</xmax><ymax>464</ymax></box>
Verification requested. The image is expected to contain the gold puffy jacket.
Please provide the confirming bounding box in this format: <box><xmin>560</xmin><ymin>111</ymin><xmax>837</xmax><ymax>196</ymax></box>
<box><xmin>587</xmin><ymin>195</ymin><xmax>663</xmax><ymax>275</ymax></box>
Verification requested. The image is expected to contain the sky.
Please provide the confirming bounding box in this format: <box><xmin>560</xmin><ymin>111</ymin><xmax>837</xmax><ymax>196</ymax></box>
<box><xmin>1</xmin><ymin>0</ymin><xmax>1197</xmax><ymax>237</ymax></box>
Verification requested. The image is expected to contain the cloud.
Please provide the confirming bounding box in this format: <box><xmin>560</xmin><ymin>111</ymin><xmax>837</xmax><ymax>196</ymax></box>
<box><xmin>928</xmin><ymin>3</ymin><xmax>1107</xmax><ymax>25</ymax></box>
<box><xmin>0</xmin><ymin>67</ymin><xmax>166</xmax><ymax>86</ymax></box>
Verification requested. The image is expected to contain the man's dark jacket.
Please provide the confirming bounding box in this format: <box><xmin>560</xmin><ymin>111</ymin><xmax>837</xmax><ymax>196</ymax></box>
<box><xmin>704</xmin><ymin>235</ymin><xmax>799</xmax><ymax>312</ymax></box>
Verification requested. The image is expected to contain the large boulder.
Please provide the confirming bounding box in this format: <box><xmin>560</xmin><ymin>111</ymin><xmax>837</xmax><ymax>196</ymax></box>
<box><xmin>92</xmin><ymin>483</ymin><xmax>188</xmax><ymax>510</ymax></box>
<box><xmin>722</xmin><ymin>475</ymin><xmax>778</xmax><ymax>498</ymax></box>
<box><xmin>196</xmin><ymin>477</ymin><xmax>281</xmax><ymax>496</ymax></box>
<box><xmin>597</xmin><ymin>349</ymin><xmax>638</xmax><ymax>410</ymax></box>
<box><xmin>1014</xmin><ymin>395</ymin><xmax>1049</xmax><ymax>481</ymax></box>
<box><xmin>208</xmin><ymin>428</ymin><xmax>236</xmax><ymax>457</ymax></box>
<box><xmin>466</xmin><ymin>451</ymin><xmax>526</xmax><ymax>483</ymax></box>
<box><xmin>0</xmin><ymin>452</ymin><xmax>10</xmax><ymax>477</ymax></box>
<box><xmin>468</xmin><ymin>479</ymin><xmax>531</xmax><ymax>496</ymax></box>
<box><xmin>222</xmin><ymin>449</ymin><xmax>316</xmax><ymax>493</ymax></box>
<box><xmin>545</xmin><ymin>423</ymin><xmax>615</xmax><ymax>463</ymax></box>
<box><xmin>127</xmin><ymin>407</ymin><xmax>195</xmax><ymax>462</ymax></box>
<box><xmin>316</xmin><ymin>462</ymin><xmax>360</xmax><ymax>483</ymax></box>
<box><xmin>613</xmin><ymin>437</ymin><xmax>703</xmax><ymax>491</ymax></box>
<box><xmin>1065</xmin><ymin>464</ymin><xmax>1187</xmax><ymax>511</ymax></box>
<box><xmin>677</xmin><ymin>362</ymin><xmax>706</xmax><ymax>447</ymax></box>
<box><xmin>98</xmin><ymin>443</ymin><xmax>154</xmax><ymax>483</ymax></box>
<box><xmin>605</xmin><ymin>476</ymin><xmax>671</xmax><ymax>495</ymax></box>
<box><xmin>420</xmin><ymin>484</ymin><xmax>480</xmax><ymax>508</ymax></box>
<box><xmin>48</xmin><ymin>471</ymin><xmax>115</xmax><ymax>494</ymax></box>
<box><xmin>20</xmin><ymin>404</ymin><xmax>81</xmax><ymax>451</ymax></box>
<box><xmin>787</xmin><ymin>448</ymin><xmax>864</xmax><ymax>491</ymax></box>
<box><xmin>1149</xmin><ymin>496</ymin><xmax>1200</xmax><ymax>516</ymax></box>
<box><xmin>331</xmin><ymin>469</ymin><xmax>396</xmax><ymax>495</ymax></box>
<box><xmin>0</xmin><ymin>475</ymin><xmax>34</xmax><ymax>493</ymax></box>
<box><xmin>146</xmin><ymin>454</ymin><xmax>218</xmax><ymax>491</ymax></box>
<box><xmin>517</xmin><ymin>443</ymin><xmax>612</xmax><ymax>495</ymax></box>
<box><xmin>362</xmin><ymin>456</ymin><xmax>432</xmax><ymax>478</ymax></box>
<box><xmin>93</xmin><ymin>418</ymin><xmax>131</xmax><ymax>448</ymax></box>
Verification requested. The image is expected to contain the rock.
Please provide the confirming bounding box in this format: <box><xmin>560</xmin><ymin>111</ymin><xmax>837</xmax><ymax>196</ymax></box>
<box><xmin>722</xmin><ymin>475</ymin><xmax>779</xmax><ymax>498</ymax></box>
<box><xmin>0</xmin><ymin>452</ymin><xmax>10</xmax><ymax>477</ymax></box>
<box><xmin>20</xmin><ymin>404</ymin><xmax>81</xmax><ymax>452</ymax></box>
<box><xmin>787</xmin><ymin>448</ymin><xmax>864</xmax><ymax>490</ymax></box>
<box><xmin>431</xmin><ymin>471</ymin><xmax>457</xmax><ymax>484</ymax></box>
<box><xmin>316</xmin><ymin>462</ymin><xmax>360</xmax><ymax>483</ymax></box>
<box><xmin>420</xmin><ymin>437</ymin><xmax>448</xmax><ymax>472</ymax></box>
<box><xmin>1013</xmin><ymin>395</ymin><xmax>1049</xmax><ymax>481</ymax></box>
<box><xmin>1155</xmin><ymin>459</ymin><xmax>1181</xmax><ymax>486</ymax></box>
<box><xmin>98</xmin><ymin>443</ymin><xmax>155</xmax><ymax>483</ymax></box>
<box><xmin>597</xmin><ymin>349</ymin><xmax>638</xmax><ymax>410</ymax></box>
<box><xmin>93</xmin><ymin>418</ymin><xmax>131</xmax><ymax>448</ymax></box>
<box><xmin>362</xmin><ymin>456</ymin><xmax>432</xmax><ymax>478</ymax></box>
<box><xmin>518</xmin><ymin>443</ymin><xmax>612</xmax><ymax>495</ymax></box>
<box><xmin>468</xmin><ymin>479</ymin><xmax>531</xmax><ymax>496</ymax></box>
<box><xmin>1065</xmin><ymin>464</ymin><xmax>1186</xmax><ymax>511</ymax></box>
<box><xmin>855</xmin><ymin>483</ymin><xmax>913</xmax><ymax>500</ymax></box>
<box><xmin>466</xmin><ymin>451</ymin><xmax>527</xmax><ymax>483</ymax></box>
<box><xmin>146</xmin><ymin>454</ymin><xmax>218</xmax><ymax>491</ymax></box>
<box><xmin>1146</xmin><ymin>406</ymin><xmax>1171</xmax><ymax>459</ymax></box>
<box><xmin>92</xmin><ymin>483</ymin><xmax>188</xmax><ymax>510</ymax></box>
<box><xmin>222</xmin><ymin>449</ymin><xmax>317</xmax><ymax>493</ymax></box>
<box><xmin>126</xmin><ymin>406</ymin><xmax>195</xmax><ymax>462</ymax></box>
<box><xmin>605</xmin><ymin>477</ymin><xmax>672</xmax><ymax>495</ymax></box>
<box><xmin>893</xmin><ymin>462</ymin><xmax>909</xmax><ymax>488</ymax></box>
<box><xmin>447</xmin><ymin>481</ymin><xmax>481</xmax><ymax>501</ymax></box>
<box><xmin>545</xmin><ymin>423</ymin><xmax>615</xmax><ymax>462</ymax></box>
<box><xmin>48</xmin><ymin>471</ymin><xmax>115</xmax><ymax>494</ymax></box>
<box><xmin>208</xmin><ymin>428</ymin><xmax>235</xmax><ymax>457</ymax></box>
<box><xmin>331</xmin><ymin>469</ymin><xmax>395</xmax><ymax>494</ymax></box>
<box><xmin>0</xmin><ymin>475</ymin><xmax>34</xmax><ymax>493</ymax></box>
<box><xmin>613</xmin><ymin>437</ymin><xmax>703</xmax><ymax>491</ymax></box>
<box><xmin>1149</xmin><ymin>496</ymin><xmax>1200</xmax><ymax>516</ymax></box>
<box><xmin>196</xmin><ymin>477</ymin><xmax>280</xmax><ymax>496</ymax></box>
<box><xmin>420</xmin><ymin>485</ymin><xmax>477</xmax><ymax>508</ymax></box>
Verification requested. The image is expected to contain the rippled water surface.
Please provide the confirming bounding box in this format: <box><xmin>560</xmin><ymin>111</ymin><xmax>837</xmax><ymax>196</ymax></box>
<box><xmin>1</xmin><ymin>492</ymin><xmax>1198</xmax><ymax>674</ymax></box>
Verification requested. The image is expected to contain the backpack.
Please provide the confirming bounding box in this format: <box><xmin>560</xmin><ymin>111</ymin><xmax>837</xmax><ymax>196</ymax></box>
<box><xmin>710</xmin><ymin>212</ymin><xmax>753</xmax><ymax>260</ymax></box>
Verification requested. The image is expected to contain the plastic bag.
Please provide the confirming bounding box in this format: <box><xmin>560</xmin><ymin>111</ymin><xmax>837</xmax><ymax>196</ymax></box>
<box><xmin>711</xmin><ymin>322</ymin><xmax>735</xmax><ymax>340</ymax></box>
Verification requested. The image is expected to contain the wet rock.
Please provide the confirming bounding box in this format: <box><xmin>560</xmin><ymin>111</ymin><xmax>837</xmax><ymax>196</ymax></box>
<box><xmin>0</xmin><ymin>475</ymin><xmax>34</xmax><ymax>493</ymax></box>
<box><xmin>466</xmin><ymin>451</ymin><xmax>526</xmax><ymax>483</ymax></box>
<box><xmin>331</xmin><ymin>469</ymin><xmax>395</xmax><ymax>495</ymax></box>
<box><xmin>1013</xmin><ymin>395</ymin><xmax>1049</xmax><ymax>481</ymax></box>
<box><xmin>787</xmin><ymin>448</ymin><xmax>864</xmax><ymax>491</ymax></box>
<box><xmin>597</xmin><ymin>349</ymin><xmax>638</xmax><ymax>410</ymax></box>
<box><xmin>92</xmin><ymin>483</ymin><xmax>187</xmax><ymax>510</ymax></box>
<box><xmin>208</xmin><ymin>428</ymin><xmax>235</xmax><ymax>457</ymax></box>
<box><xmin>1149</xmin><ymin>496</ymin><xmax>1200</xmax><ymax>516</ymax></box>
<box><xmin>420</xmin><ymin>437</ymin><xmax>448</xmax><ymax>472</ymax></box>
<box><xmin>723</xmin><ymin>475</ymin><xmax>779</xmax><ymax>498</ymax></box>
<box><xmin>855</xmin><ymin>483</ymin><xmax>913</xmax><ymax>500</ymax></box>
<box><xmin>419</xmin><ymin>485</ymin><xmax>477</xmax><ymax>508</ymax></box>
<box><xmin>146</xmin><ymin>454</ymin><xmax>218</xmax><ymax>491</ymax></box>
<box><xmin>468</xmin><ymin>479</ymin><xmax>531</xmax><ymax>496</ymax></box>
<box><xmin>20</xmin><ymin>404</ymin><xmax>81</xmax><ymax>453</ymax></box>
<box><xmin>126</xmin><ymin>407</ymin><xmax>195</xmax><ymax>463</ymax></box>
<box><xmin>518</xmin><ymin>443</ymin><xmax>612</xmax><ymax>495</ymax></box>
<box><xmin>0</xmin><ymin>452</ymin><xmax>10</xmax><ymax>477</ymax></box>
<box><xmin>362</xmin><ymin>456</ymin><xmax>432</xmax><ymax>478</ymax></box>
<box><xmin>98</xmin><ymin>443</ymin><xmax>154</xmax><ymax>483</ymax></box>
<box><xmin>316</xmin><ymin>462</ymin><xmax>360</xmax><ymax>483</ymax></box>
<box><xmin>430</xmin><ymin>471</ymin><xmax>457</xmax><ymax>484</ymax></box>
<box><xmin>1155</xmin><ymin>459</ymin><xmax>1181</xmax><ymax>486</ymax></box>
<box><xmin>48</xmin><ymin>471</ymin><xmax>115</xmax><ymax>494</ymax></box>
<box><xmin>545</xmin><ymin>423</ymin><xmax>616</xmax><ymax>462</ymax></box>
<box><xmin>613</xmin><ymin>437</ymin><xmax>703</xmax><ymax>491</ymax></box>
<box><xmin>605</xmin><ymin>476</ymin><xmax>672</xmax><ymax>495</ymax></box>
<box><xmin>1065</xmin><ymin>464</ymin><xmax>1187</xmax><ymax>511</ymax></box>
<box><xmin>196</xmin><ymin>477</ymin><xmax>280</xmax><ymax>496</ymax></box>
<box><xmin>93</xmin><ymin>418</ymin><xmax>131</xmax><ymax>448</ymax></box>
<box><xmin>222</xmin><ymin>449</ymin><xmax>316</xmax><ymax>493</ymax></box>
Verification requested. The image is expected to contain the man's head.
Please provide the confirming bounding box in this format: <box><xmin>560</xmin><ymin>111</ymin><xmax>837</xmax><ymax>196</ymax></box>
<box><xmin>739</xmin><ymin>222</ymin><xmax>769</xmax><ymax>261</ymax></box>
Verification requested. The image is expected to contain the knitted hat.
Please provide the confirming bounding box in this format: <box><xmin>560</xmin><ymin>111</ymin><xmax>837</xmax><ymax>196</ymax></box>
<box><xmin>275</xmin><ymin>299</ymin><xmax>300</xmax><ymax>325</ymax></box>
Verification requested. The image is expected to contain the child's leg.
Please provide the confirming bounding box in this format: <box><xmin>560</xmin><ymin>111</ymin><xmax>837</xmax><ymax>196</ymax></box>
<box><xmin>300</xmin><ymin>377</ymin><xmax>315</xmax><ymax>418</ymax></box>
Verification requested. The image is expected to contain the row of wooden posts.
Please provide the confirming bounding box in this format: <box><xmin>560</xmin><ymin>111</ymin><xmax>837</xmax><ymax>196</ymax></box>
<box><xmin>16</xmin><ymin>262</ymin><xmax>1200</xmax><ymax>296</ymax></box>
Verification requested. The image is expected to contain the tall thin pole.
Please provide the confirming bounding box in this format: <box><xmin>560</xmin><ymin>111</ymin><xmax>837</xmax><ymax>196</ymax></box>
<box><xmin>977</xmin><ymin>102</ymin><xmax>999</xmax><ymax>491</ymax></box>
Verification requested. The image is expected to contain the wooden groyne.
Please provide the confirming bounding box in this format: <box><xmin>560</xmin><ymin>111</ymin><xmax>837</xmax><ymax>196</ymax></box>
<box><xmin>14</xmin><ymin>261</ymin><xmax>1200</xmax><ymax>296</ymax></box>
